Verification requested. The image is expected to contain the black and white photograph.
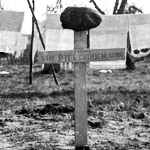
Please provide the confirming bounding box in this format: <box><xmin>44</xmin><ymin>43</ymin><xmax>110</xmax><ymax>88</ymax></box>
<box><xmin>0</xmin><ymin>0</ymin><xmax>150</xmax><ymax>149</ymax></box>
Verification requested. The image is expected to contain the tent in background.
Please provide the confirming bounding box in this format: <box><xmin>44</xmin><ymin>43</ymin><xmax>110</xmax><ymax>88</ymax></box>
<box><xmin>0</xmin><ymin>10</ymin><xmax>24</xmax><ymax>32</ymax></box>
<box><xmin>45</xmin><ymin>14</ymin><xmax>128</xmax><ymax>70</ymax></box>
<box><xmin>0</xmin><ymin>10</ymin><xmax>26</xmax><ymax>57</ymax></box>
<box><xmin>90</xmin><ymin>14</ymin><xmax>128</xmax><ymax>69</ymax></box>
<box><xmin>37</xmin><ymin>13</ymin><xmax>150</xmax><ymax>70</ymax></box>
<box><xmin>45</xmin><ymin>14</ymin><xmax>74</xmax><ymax>70</ymax></box>
<box><xmin>128</xmin><ymin>14</ymin><xmax>150</xmax><ymax>58</ymax></box>
<box><xmin>129</xmin><ymin>24</ymin><xmax>150</xmax><ymax>58</ymax></box>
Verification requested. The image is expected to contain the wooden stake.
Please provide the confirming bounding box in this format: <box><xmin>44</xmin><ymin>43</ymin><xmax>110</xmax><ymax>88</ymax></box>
<box><xmin>37</xmin><ymin>30</ymin><xmax>125</xmax><ymax>150</ymax></box>
<box><xmin>74</xmin><ymin>31</ymin><xmax>87</xmax><ymax>149</ymax></box>
<box><xmin>27</xmin><ymin>0</ymin><xmax>58</xmax><ymax>85</ymax></box>
<box><xmin>29</xmin><ymin>0</ymin><xmax>34</xmax><ymax>85</ymax></box>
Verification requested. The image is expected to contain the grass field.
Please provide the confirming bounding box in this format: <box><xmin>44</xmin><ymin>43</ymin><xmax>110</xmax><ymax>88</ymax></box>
<box><xmin>0</xmin><ymin>60</ymin><xmax>150</xmax><ymax>150</ymax></box>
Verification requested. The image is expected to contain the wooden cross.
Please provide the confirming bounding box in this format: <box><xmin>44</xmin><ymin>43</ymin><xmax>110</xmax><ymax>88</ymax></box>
<box><xmin>38</xmin><ymin>31</ymin><xmax>125</xmax><ymax>150</ymax></box>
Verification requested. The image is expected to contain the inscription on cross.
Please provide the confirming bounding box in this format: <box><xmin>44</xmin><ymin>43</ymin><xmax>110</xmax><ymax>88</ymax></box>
<box><xmin>38</xmin><ymin>31</ymin><xmax>125</xmax><ymax>150</ymax></box>
<box><xmin>38</xmin><ymin>48</ymin><xmax>125</xmax><ymax>64</ymax></box>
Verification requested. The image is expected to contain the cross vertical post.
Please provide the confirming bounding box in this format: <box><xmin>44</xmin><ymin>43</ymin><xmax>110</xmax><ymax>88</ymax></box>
<box><xmin>38</xmin><ymin>29</ymin><xmax>125</xmax><ymax>150</ymax></box>
<box><xmin>74</xmin><ymin>31</ymin><xmax>88</xmax><ymax>150</ymax></box>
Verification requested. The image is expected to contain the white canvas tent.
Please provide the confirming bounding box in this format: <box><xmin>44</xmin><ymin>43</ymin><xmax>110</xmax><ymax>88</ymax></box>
<box><xmin>40</xmin><ymin>13</ymin><xmax>150</xmax><ymax>70</ymax></box>
<box><xmin>45</xmin><ymin>14</ymin><xmax>128</xmax><ymax>70</ymax></box>
<box><xmin>45</xmin><ymin>14</ymin><xmax>74</xmax><ymax>70</ymax></box>
<box><xmin>129</xmin><ymin>24</ymin><xmax>150</xmax><ymax>58</ymax></box>
<box><xmin>90</xmin><ymin>14</ymin><xmax>128</xmax><ymax>69</ymax></box>
<box><xmin>90</xmin><ymin>14</ymin><xmax>150</xmax><ymax>69</ymax></box>
<box><xmin>128</xmin><ymin>14</ymin><xmax>150</xmax><ymax>58</ymax></box>
<box><xmin>90</xmin><ymin>28</ymin><xmax>127</xmax><ymax>69</ymax></box>
<box><xmin>0</xmin><ymin>10</ymin><xmax>26</xmax><ymax>57</ymax></box>
<box><xmin>0</xmin><ymin>10</ymin><xmax>24</xmax><ymax>32</ymax></box>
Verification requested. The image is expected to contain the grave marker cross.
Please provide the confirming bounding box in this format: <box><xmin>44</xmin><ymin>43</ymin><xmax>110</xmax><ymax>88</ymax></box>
<box><xmin>38</xmin><ymin>31</ymin><xmax>125</xmax><ymax>150</ymax></box>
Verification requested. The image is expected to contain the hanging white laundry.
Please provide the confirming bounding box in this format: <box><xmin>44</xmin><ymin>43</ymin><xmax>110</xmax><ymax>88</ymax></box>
<box><xmin>129</xmin><ymin>24</ymin><xmax>150</xmax><ymax>57</ymax></box>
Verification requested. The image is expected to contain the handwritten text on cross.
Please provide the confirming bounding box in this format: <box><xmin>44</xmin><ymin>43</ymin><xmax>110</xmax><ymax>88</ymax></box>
<box><xmin>38</xmin><ymin>48</ymin><xmax>125</xmax><ymax>64</ymax></box>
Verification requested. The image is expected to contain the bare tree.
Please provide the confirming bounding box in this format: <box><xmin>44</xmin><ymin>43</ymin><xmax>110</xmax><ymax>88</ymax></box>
<box><xmin>128</xmin><ymin>5</ymin><xmax>143</xmax><ymax>14</ymax></box>
<box><xmin>89</xmin><ymin>0</ymin><xmax>105</xmax><ymax>15</ymax></box>
<box><xmin>46</xmin><ymin>0</ymin><xmax>63</xmax><ymax>13</ymax></box>
<box><xmin>89</xmin><ymin>0</ymin><xmax>127</xmax><ymax>15</ymax></box>
<box><xmin>90</xmin><ymin>0</ymin><xmax>142</xmax><ymax>15</ymax></box>
<box><xmin>113</xmin><ymin>0</ymin><xmax>119</xmax><ymax>14</ymax></box>
<box><xmin>117</xmin><ymin>0</ymin><xmax>127</xmax><ymax>14</ymax></box>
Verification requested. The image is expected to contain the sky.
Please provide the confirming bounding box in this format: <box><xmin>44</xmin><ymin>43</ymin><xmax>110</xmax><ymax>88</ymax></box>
<box><xmin>1</xmin><ymin>0</ymin><xmax>150</xmax><ymax>34</ymax></box>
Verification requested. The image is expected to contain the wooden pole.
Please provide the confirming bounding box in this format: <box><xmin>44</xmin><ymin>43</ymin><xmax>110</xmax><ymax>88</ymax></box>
<box><xmin>27</xmin><ymin>0</ymin><xmax>58</xmax><ymax>85</ymax></box>
<box><xmin>74</xmin><ymin>31</ymin><xmax>88</xmax><ymax>149</ymax></box>
<box><xmin>27</xmin><ymin>0</ymin><xmax>45</xmax><ymax>50</ymax></box>
<box><xmin>29</xmin><ymin>0</ymin><xmax>34</xmax><ymax>85</ymax></box>
<box><xmin>37</xmin><ymin>31</ymin><xmax>125</xmax><ymax>150</ymax></box>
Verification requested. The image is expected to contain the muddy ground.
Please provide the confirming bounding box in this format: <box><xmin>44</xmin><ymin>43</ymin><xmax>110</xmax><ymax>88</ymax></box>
<box><xmin>0</xmin><ymin>60</ymin><xmax>150</xmax><ymax>150</ymax></box>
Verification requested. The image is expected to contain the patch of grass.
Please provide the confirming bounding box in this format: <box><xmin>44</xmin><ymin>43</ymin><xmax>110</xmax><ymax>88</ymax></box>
<box><xmin>1</xmin><ymin>62</ymin><xmax>150</xmax><ymax>149</ymax></box>
<box><xmin>0</xmin><ymin>92</ymin><xmax>49</xmax><ymax>99</ymax></box>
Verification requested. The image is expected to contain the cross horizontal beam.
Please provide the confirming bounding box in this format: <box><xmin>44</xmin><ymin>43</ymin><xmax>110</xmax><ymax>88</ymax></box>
<box><xmin>38</xmin><ymin>48</ymin><xmax>125</xmax><ymax>64</ymax></box>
